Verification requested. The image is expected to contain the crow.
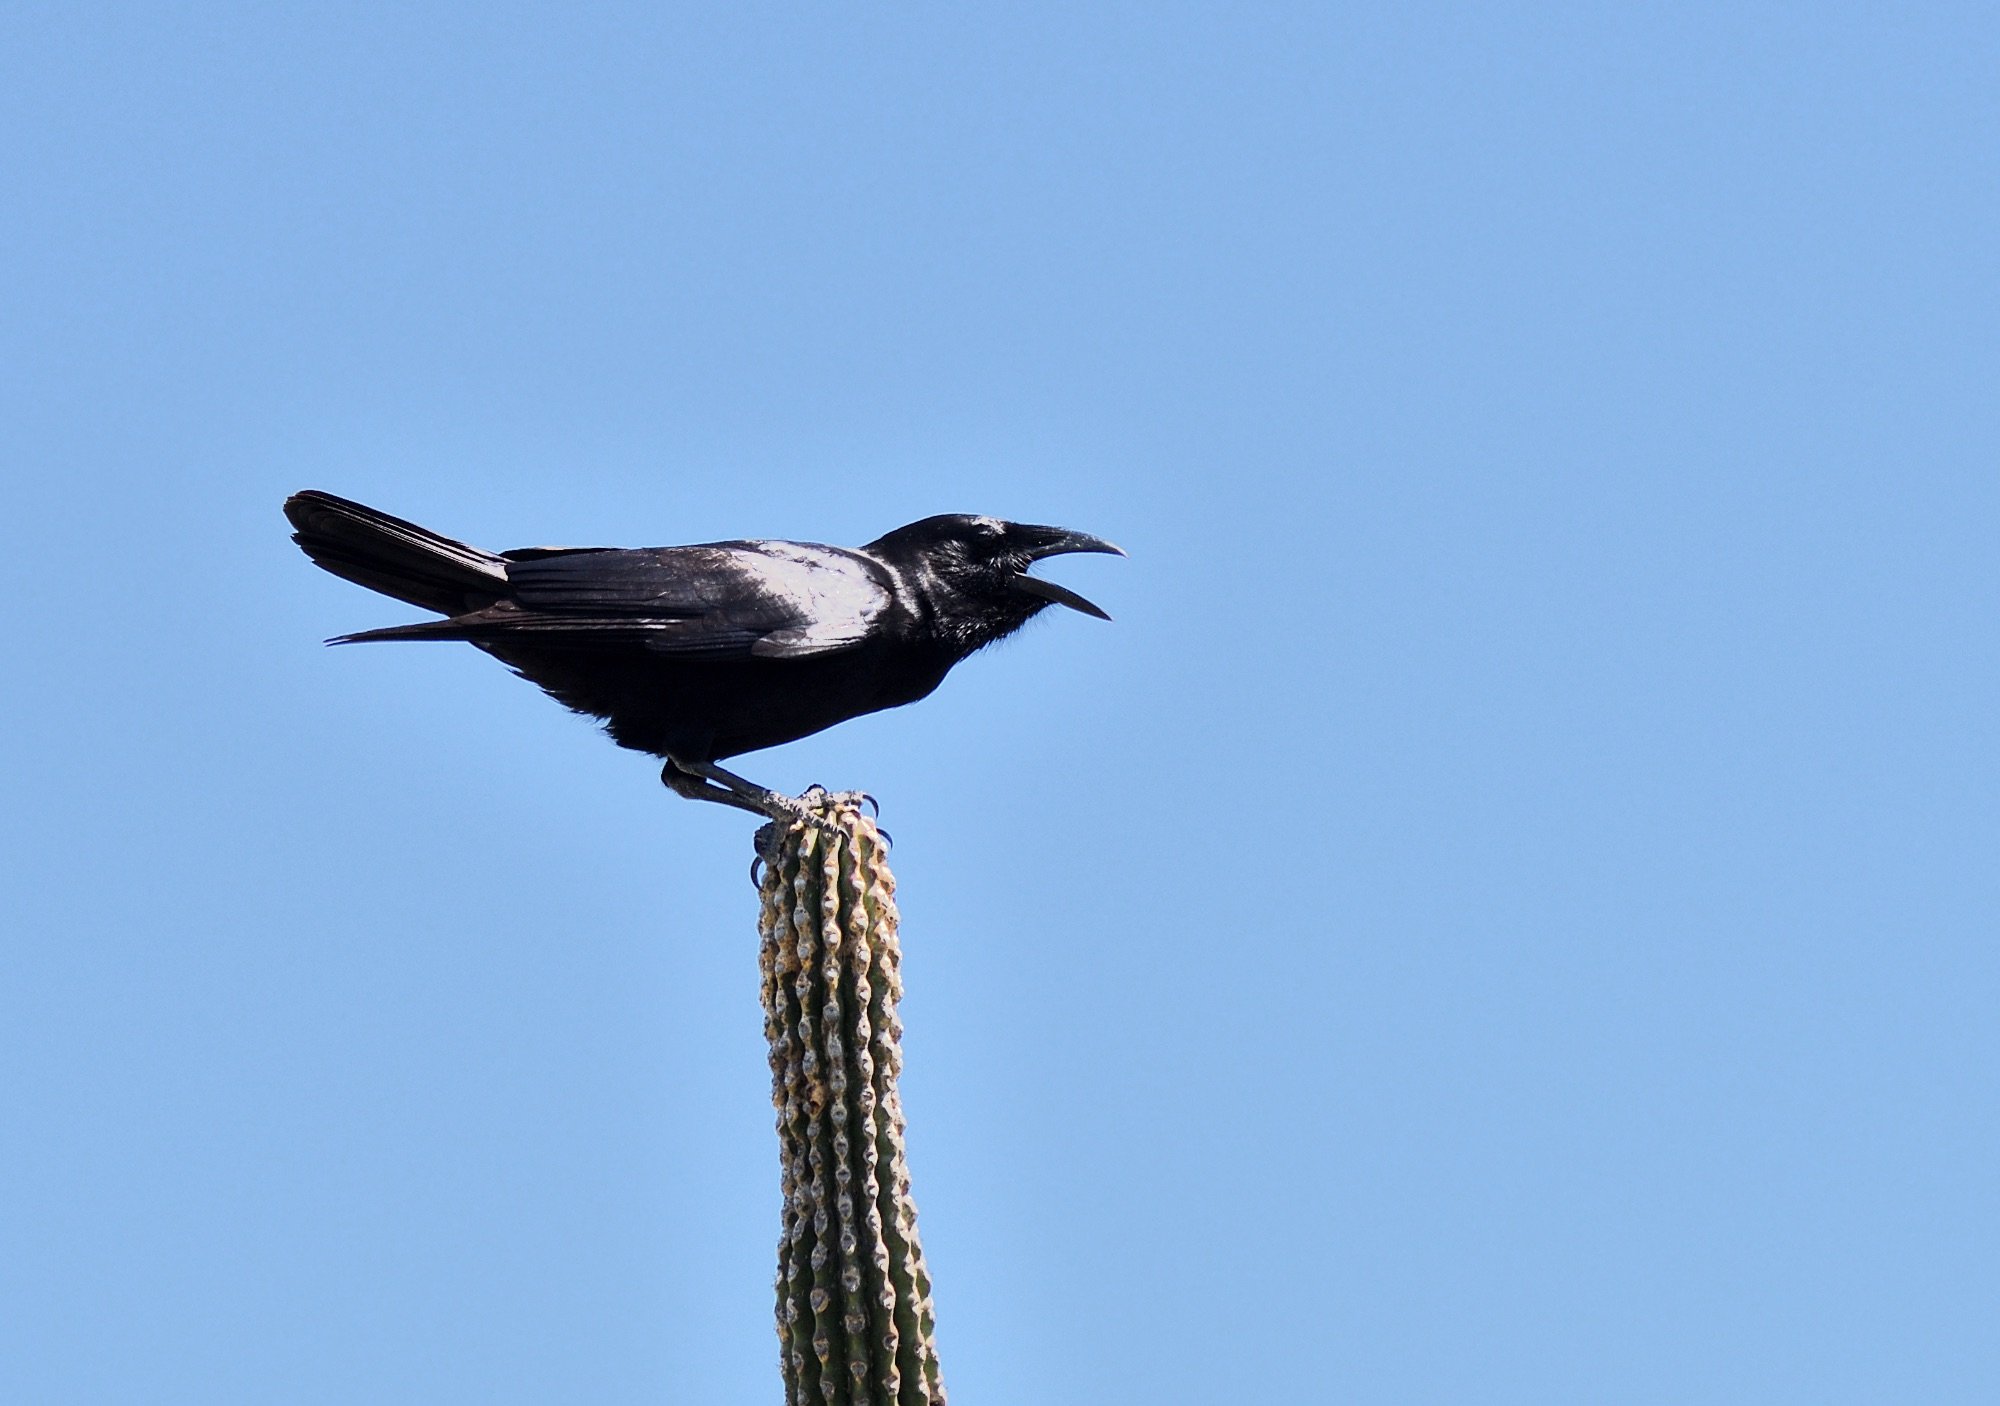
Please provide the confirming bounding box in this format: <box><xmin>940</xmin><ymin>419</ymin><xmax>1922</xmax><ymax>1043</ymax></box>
<box><xmin>284</xmin><ymin>491</ymin><xmax>1122</xmax><ymax>824</ymax></box>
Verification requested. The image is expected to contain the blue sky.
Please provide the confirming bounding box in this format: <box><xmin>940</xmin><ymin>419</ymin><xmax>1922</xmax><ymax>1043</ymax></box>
<box><xmin>3</xmin><ymin>5</ymin><xmax>1995</xmax><ymax>1401</ymax></box>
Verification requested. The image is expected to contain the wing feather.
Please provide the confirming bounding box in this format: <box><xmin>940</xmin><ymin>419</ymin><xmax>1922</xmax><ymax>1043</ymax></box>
<box><xmin>341</xmin><ymin>540</ymin><xmax>895</xmax><ymax>659</ymax></box>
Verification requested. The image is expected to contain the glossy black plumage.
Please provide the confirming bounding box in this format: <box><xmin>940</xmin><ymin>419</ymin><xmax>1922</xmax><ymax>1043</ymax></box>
<box><xmin>284</xmin><ymin>491</ymin><xmax>1121</xmax><ymax>819</ymax></box>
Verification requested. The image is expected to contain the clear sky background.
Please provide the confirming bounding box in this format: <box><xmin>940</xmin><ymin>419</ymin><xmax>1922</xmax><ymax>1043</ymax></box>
<box><xmin>3</xmin><ymin>5</ymin><xmax>1994</xmax><ymax>1402</ymax></box>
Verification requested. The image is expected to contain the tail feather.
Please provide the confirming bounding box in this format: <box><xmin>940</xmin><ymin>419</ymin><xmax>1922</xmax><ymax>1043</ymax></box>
<box><xmin>285</xmin><ymin>490</ymin><xmax>509</xmax><ymax>617</ymax></box>
<box><xmin>326</xmin><ymin>620</ymin><xmax>482</xmax><ymax>645</ymax></box>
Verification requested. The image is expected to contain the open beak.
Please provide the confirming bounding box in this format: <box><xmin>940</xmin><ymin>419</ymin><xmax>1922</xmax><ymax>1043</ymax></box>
<box><xmin>1007</xmin><ymin>526</ymin><xmax>1124</xmax><ymax>621</ymax></box>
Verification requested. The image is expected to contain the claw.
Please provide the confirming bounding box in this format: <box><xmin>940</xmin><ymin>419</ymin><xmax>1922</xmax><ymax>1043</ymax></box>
<box><xmin>754</xmin><ymin>821</ymin><xmax>787</xmax><ymax>868</ymax></box>
<box><xmin>858</xmin><ymin>792</ymin><xmax>881</xmax><ymax>819</ymax></box>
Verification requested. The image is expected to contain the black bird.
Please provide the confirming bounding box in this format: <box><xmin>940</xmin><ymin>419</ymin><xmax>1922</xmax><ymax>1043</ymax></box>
<box><xmin>284</xmin><ymin>491</ymin><xmax>1122</xmax><ymax>823</ymax></box>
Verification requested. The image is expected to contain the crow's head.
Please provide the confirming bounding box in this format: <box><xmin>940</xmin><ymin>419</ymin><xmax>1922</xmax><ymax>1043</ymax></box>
<box><xmin>865</xmin><ymin>514</ymin><xmax>1124</xmax><ymax>652</ymax></box>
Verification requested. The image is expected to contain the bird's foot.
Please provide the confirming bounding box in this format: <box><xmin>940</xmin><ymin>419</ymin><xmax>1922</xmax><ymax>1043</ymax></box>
<box><xmin>796</xmin><ymin>784</ymin><xmax>883</xmax><ymax>822</ymax></box>
<box><xmin>803</xmin><ymin>783</ymin><xmax>879</xmax><ymax>814</ymax></box>
<box><xmin>757</xmin><ymin>787</ymin><xmax>846</xmax><ymax>835</ymax></box>
<box><xmin>815</xmin><ymin>790</ymin><xmax>889</xmax><ymax>848</ymax></box>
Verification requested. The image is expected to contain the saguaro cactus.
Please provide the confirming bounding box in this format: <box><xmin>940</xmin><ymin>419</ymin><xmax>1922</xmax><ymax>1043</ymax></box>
<box><xmin>756</xmin><ymin>795</ymin><xmax>946</xmax><ymax>1405</ymax></box>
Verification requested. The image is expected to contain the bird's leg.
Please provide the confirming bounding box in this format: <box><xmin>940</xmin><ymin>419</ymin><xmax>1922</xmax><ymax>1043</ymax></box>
<box><xmin>660</xmin><ymin>759</ymin><xmax>770</xmax><ymax>817</ymax></box>
<box><xmin>662</xmin><ymin>756</ymin><xmax>844</xmax><ymax>833</ymax></box>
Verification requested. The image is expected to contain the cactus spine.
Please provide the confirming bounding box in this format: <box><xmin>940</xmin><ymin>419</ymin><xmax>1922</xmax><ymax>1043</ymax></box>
<box><xmin>757</xmin><ymin>796</ymin><xmax>946</xmax><ymax>1405</ymax></box>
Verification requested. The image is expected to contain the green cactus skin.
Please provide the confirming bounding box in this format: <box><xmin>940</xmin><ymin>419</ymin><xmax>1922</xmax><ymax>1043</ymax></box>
<box><xmin>757</xmin><ymin>798</ymin><xmax>945</xmax><ymax>1406</ymax></box>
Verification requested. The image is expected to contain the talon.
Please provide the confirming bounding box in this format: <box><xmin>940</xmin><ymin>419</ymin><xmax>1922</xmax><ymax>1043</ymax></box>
<box><xmin>875</xmin><ymin>826</ymin><xmax>893</xmax><ymax>851</ymax></box>
<box><xmin>750</xmin><ymin>853</ymin><xmax>765</xmax><ymax>887</ymax></box>
<box><xmin>754</xmin><ymin>821</ymin><xmax>785</xmax><ymax>867</ymax></box>
<box><xmin>859</xmin><ymin>792</ymin><xmax>880</xmax><ymax>818</ymax></box>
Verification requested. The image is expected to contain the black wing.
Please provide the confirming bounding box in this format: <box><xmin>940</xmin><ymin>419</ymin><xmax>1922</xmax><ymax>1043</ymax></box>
<box><xmin>332</xmin><ymin>541</ymin><xmax>894</xmax><ymax>660</ymax></box>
